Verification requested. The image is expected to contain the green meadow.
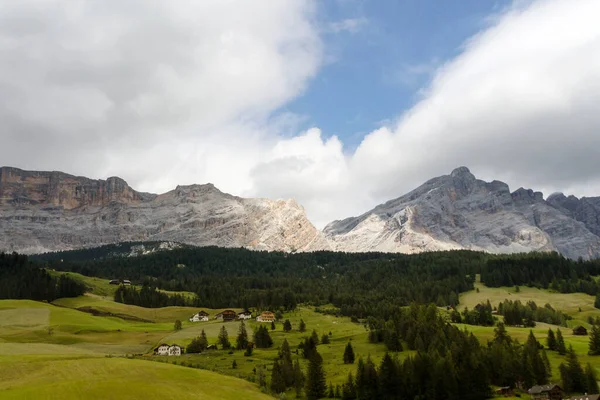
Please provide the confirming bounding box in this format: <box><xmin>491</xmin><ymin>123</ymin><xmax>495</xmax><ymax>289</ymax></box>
<box><xmin>4</xmin><ymin>271</ymin><xmax>600</xmax><ymax>399</ymax></box>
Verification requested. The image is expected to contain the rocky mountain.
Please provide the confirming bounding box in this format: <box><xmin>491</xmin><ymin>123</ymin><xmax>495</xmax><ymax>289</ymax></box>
<box><xmin>324</xmin><ymin>167</ymin><xmax>600</xmax><ymax>260</ymax></box>
<box><xmin>0</xmin><ymin>166</ymin><xmax>330</xmax><ymax>254</ymax></box>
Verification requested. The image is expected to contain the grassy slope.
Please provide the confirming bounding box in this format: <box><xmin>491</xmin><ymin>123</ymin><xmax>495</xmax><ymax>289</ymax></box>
<box><xmin>0</xmin><ymin>356</ymin><xmax>271</xmax><ymax>400</ymax></box>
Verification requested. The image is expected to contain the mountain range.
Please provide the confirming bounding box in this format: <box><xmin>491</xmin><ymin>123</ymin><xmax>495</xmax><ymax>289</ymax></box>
<box><xmin>2</xmin><ymin>166</ymin><xmax>600</xmax><ymax>259</ymax></box>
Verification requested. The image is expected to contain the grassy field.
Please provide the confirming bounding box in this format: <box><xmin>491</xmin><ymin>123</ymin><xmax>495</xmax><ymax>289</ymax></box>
<box><xmin>5</xmin><ymin>275</ymin><xmax>600</xmax><ymax>399</ymax></box>
<box><xmin>0</xmin><ymin>355</ymin><xmax>271</xmax><ymax>400</ymax></box>
<box><xmin>460</xmin><ymin>280</ymin><xmax>598</xmax><ymax>328</ymax></box>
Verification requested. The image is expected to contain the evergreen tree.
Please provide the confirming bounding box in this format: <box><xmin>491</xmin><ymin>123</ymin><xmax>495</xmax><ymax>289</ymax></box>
<box><xmin>270</xmin><ymin>360</ymin><xmax>286</xmax><ymax>394</ymax></box>
<box><xmin>218</xmin><ymin>325</ymin><xmax>231</xmax><ymax>349</ymax></box>
<box><xmin>311</xmin><ymin>329</ymin><xmax>320</xmax><ymax>345</ymax></box>
<box><xmin>283</xmin><ymin>319</ymin><xmax>292</xmax><ymax>332</ymax></box>
<box><xmin>322</xmin><ymin>334</ymin><xmax>330</xmax><ymax>344</ymax></box>
<box><xmin>293</xmin><ymin>358</ymin><xmax>305</xmax><ymax>398</ymax></box>
<box><xmin>199</xmin><ymin>329</ymin><xmax>208</xmax><ymax>350</ymax></box>
<box><xmin>589</xmin><ymin>325</ymin><xmax>600</xmax><ymax>355</ymax></box>
<box><xmin>547</xmin><ymin>328</ymin><xmax>557</xmax><ymax>351</ymax></box>
<box><xmin>335</xmin><ymin>385</ymin><xmax>341</xmax><ymax>399</ymax></box>
<box><xmin>328</xmin><ymin>382</ymin><xmax>335</xmax><ymax>398</ymax></box>
<box><xmin>560</xmin><ymin>345</ymin><xmax>586</xmax><ymax>393</ymax></box>
<box><xmin>279</xmin><ymin>338</ymin><xmax>294</xmax><ymax>387</ymax></box>
<box><xmin>342</xmin><ymin>373</ymin><xmax>356</xmax><ymax>400</ymax></box>
<box><xmin>271</xmin><ymin>320</ymin><xmax>276</xmax><ymax>331</ymax></box>
<box><xmin>343</xmin><ymin>342</ymin><xmax>355</xmax><ymax>364</ymax></box>
<box><xmin>232</xmin><ymin>360</ymin><xmax>237</xmax><ymax>369</ymax></box>
<box><xmin>299</xmin><ymin>319</ymin><xmax>306</xmax><ymax>332</ymax></box>
<box><xmin>379</xmin><ymin>352</ymin><xmax>399</xmax><ymax>399</ymax></box>
<box><xmin>236</xmin><ymin>320</ymin><xmax>249</xmax><ymax>350</ymax></box>
<box><xmin>305</xmin><ymin>350</ymin><xmax>327</xmax><ymax>400</ymax></box>
<box><xmin>257</xmin><ymin>365</ymin><xmax>267</xmax><ymax>389</ymax></box>
<box><xmin>174</xmin><ymin>319</ymin><xmax>182</xmax><ymax>331</ymax></box>
<box><xmin>585</xmin><ymin>363</ymin><xmax>600</xmax><ymax>394</ymax></box>
<box><xmin>253</xmin><ymin>325</ymin><xmax>273</xmax><ymax>348</ymax></box>
<box><xmin>355</xmin><ymin>356</ymin><xmax>378</xmax><ymax>400</ymax></box>
<box><xmin>557</xmin><ymin>328</ymin><xmax>567</xmax><ymax>355</ymax></box>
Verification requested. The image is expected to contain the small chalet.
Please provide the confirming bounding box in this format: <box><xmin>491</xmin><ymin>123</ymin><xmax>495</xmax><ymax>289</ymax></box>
<box><xmin>238</xmin><ymin>311</ymin><xmax>252</xmax><ymax>320</ymax></box>
<box><xmin>168</xmin><ymin>344</ymin><xmax>182</xmax><ymax>356</ymax></box>
<box><xmin>189</xmin><ymin>311</ymin><xmax>209</xmax><ymax>322</ymax></box>
<box><xmin>122</xmin><ymin>279</ymin><xmax>132</xmax><ymax>286</ymax></box>
<box><xmin>155</xmin><ymin>343</ymin><xmax>170</xmax><ymax>356</ymax></box>
<box><xmin>528</xmin><ymin>384</ymin><xmax>564</xmax><ymax>400</ymax></box>
<box><xmin>109</xmin><ymin>279</ymin><xmax>120</xmax><ymax>285</ymax></box>
<box><xmin>569</xmin><ymin>395</ymin><xmax>600</xmax><ymax>400</ymax></box>
<box><xmin>573</xmin><ymin>325</ymin><xmax>588</xmax><ymax>335</ymax></box>
<box><xmin>215</xmin><ymin>310</ymin><xmax>237</xmax><ymax>322</ymax></box>
<box><xmin>256</xmin><ymin>311</ymin><xmax>275</xmax><ymax>322</ymax></box>
<box><xmin>155</xmin><ymin>343</ymin><xmax>182</xmax><ymax>356</ymax></box>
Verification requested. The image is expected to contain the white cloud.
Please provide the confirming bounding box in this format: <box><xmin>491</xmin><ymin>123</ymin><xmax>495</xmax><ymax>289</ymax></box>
<box><xmin>3</xmin><ymin>0</ymin><xmax>600</xmax><ymax>230</ymax></box>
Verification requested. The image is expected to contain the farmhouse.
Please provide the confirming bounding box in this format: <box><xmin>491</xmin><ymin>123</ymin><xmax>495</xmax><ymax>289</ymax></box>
<box><xmin>155</xmin><ymin>343</ymin><xmax>170</xmax><ymax>356</ymax></box>
<box><xmin>573</xmin><ymin>325</ymin><xmax>588</xmax><ymax>335</ymax></box>
<box><xmin>122</xmin><ymin>279</ymin><xmax>132</xmax><ymax>286</ymax></box>
<box><xmin>215</xmin><ymin>310</ymin><xmax>237</xmax><ymax>322</ymax></box>
<box><xmin>238</xmin><ymin>311</ymin><xmax>252</xmax><ymax>320</ymax></box>
<box><xmin>155</xmin><ymin>343</ymin><xmax>182</xmax><ymax>356</ymax></box>
<box><xmin>256</xmin><ymin>311</ymin><xmax>275</xmax><ymax>322</ymax></box>
<box><xmin>109</xmin><ymin>279</ymin><xmax>120</xmax><ymax>285</ymax></box>
<box><xmin>168</xmin><ymin>344</ymin><xmax>182</xmax><ymax>356</ymax></box>
<box><xmin>528</xmin><ymin>384</ymin><xmax>564</xmax><ymax>400</ymax></box>
<box><xmin>189</xmin><ymin>311</ymin><xmax>209</xmax><ymax>322</ymax></box>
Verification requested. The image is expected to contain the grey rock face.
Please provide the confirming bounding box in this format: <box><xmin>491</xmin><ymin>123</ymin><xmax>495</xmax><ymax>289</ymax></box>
<box><xmin>547</xmin><ymin>193</ymin><xmax>600</xmax><ymax>237</ymax></box>
<box><xmin>324</xmin><ymin>167</ymin><xmax>600</xmax><ymax>260</ymax></box>
<box><xmin>0</xmin><ymin>167</ymin><xmax>330</xmax><ymax>254</ymax></box>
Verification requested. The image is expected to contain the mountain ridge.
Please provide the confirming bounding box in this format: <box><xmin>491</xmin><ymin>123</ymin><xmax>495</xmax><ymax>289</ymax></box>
<box><xmin>2</xmin><ymin>165</ymin><xmax>600</xmax><ymax>259</ymax></box>
<box><xmin>324</xmin><ymin>166</ymin><xmax>600</xmax><ymax>259</ymax></box>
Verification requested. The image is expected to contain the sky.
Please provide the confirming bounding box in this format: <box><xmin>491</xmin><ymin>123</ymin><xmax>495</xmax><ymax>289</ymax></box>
<box><xmin>2</xmin><ymin>0</ymin><xmax>600</xmax><ymax>228</ymax></box>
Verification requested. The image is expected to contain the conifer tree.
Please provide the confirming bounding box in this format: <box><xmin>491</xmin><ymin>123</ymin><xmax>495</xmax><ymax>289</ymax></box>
<box><xmin>254</xmin><ymin>325</ymin><xmax>273</xmax><ymax>348</ymax></box>
<box><xmin>305</xmin><ymin>350</ymin><xmax>327</xmax><ymax>400</ymax></box>
<box><xmin>356</xmin><ymin>356</ymin><xmax>378</xmax><ymax>400</ymax></box>
<box><xmin>199</xmin><ymin>329</ymin><xmax>208</xmax><ymax>350</ymax></box>
<box><xmin>328</xmin><ymin>382</ymin><xmax>335</xmax><ymax>398</ymax></box>
<box><xmin>342</xmin><ymin>373</ymin><xmax>356</xmax><ymax>400</ymax></box>
<box><xmin>343</xmin><ymin>342</ymin><xmax>355</xmax><ymax>364</ymax></box>
<box><xmin>335</xmin><ymin>384</ymin><xmax>341</xmax><ymax>399</ymax></box>
<box><xmin>556</xmin><ymin>328</ymin><xmax>567</xmax><ymax>355</ymax></box>
<box><xmin>218</xmin><ymin>325</ymin><xmax>231</xmax><ymax>349</ymax></box>
<box><xmin>379</xmin><ymin>352</ymin><xmax>398</xmax><ymax>398</ymax></box>
<box><xmin>311</xmin><ymin>329</ymin><xmax>320</xmax><ymax>345</ymax></box>
<box><xmin>293</xmin><ymin>358</ymin><xmax>305</xmax><ymax>398</ymax></box>
<box><xmin>279</xmin><ymin>339</ymin><xmax>294</xmax><ymax>387</ymax></box>
<box><xmin>585</xmin><ymin>363</ymin><xmax>600</xmax><ymax>394</ymax></box>
<box><xmin>560</xmin><ymin>345</ymin><xmax>586</xmax><ymax>393</ymax></box>
<box><xmin>271</xmin><ymin>321</ymin><xmax>276</xmax><ymax>331</ymax></box>
<box><xmin>236</xmin><ymin>320</ymin><xmax>249</xmax><ymax>350</ymax></box>
<box><xmin>546</xmin><ymin>328</ymin><xmax>557</xmax><ymax>351</ymax></box>
<box><xmin>270</xmin><ymin>360</ymin><xmax>286</xmax><ymax>394</ymax></box>
<box><xmin>299</xmin><ymin>319</ymin><xmax>306</xmax><ymax>332</ymax></box>
<box><xmin>283</xmin><ymin>319</ymin><xmax>292</xmax><ymax>332</ymax></box>
<box><xmin>589</xmin><ymin>324</ymin><xmax>600</xmax><ymax>355</ymax></box>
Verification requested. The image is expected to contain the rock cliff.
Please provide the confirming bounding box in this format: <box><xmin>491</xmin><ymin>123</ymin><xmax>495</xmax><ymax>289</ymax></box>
<box><xmin>0</xmin><ymin>167</ymin><xmax>330</xmax><ymax>254</ymax></box>
<box><xmin>324</xmin><ymin>167</ymin><xmax>600</xmax><ymax>259</ymax></box>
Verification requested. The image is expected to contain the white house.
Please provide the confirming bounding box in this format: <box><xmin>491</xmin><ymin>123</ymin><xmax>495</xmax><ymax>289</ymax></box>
<box><xmin>156</xmin><ymin>343</ymin><xmax>182</xmax><ymax>356</ymax></box>
<box><xmin>156</xmin><ymin>344</ymin><xmax>170</xmax><ymax>356</ymax></box>
<box><xmin>238</xmin><ymin>311</ymin><xmax>252</xmax><ymax>320</ymax></box>
<box><xmin>168</xmin><ymin>344</ymin><xmax>182</xmax><ymax>356</ymax></box>
<box><xmin>189</xmin><ymin>311</ymin><xmax>209</xmax><ymax>322</ymax></box>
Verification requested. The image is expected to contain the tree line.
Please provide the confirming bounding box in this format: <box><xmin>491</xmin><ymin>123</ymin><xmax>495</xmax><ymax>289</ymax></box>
<box><xmin>0</xmin><ymin>252</ymin><xmax>85</xmax><ymax>302</ymax></box>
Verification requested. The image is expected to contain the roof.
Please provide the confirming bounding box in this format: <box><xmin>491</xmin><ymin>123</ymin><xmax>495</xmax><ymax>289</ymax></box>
<box><xmin>261</xmin><ymin>311</ymin><xmax>275</xmax><ymax>315</ymax></box>
<box><xmin>569</xmin><ymin>395</ymin><xmax>600</xmax><ymax>400</ymax></box>
<box><xmin>170</xmin><ymin>344</ymin><xmax>181</xmax><ymax>348</ymax></box>
<box><xmin>222</xmin><ymin>309</ymin><xmax>236</xmax><ymax>314</ymax></box>
<box><xmin>528</xmin><ymin>384</ymin><xmax>562</xmax><ymax>394</ymax></box>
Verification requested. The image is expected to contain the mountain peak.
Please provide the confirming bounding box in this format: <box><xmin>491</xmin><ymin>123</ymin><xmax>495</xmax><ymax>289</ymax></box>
<box><xmin>450</xmin><ymin>166</ymin><xmax>472</xmax><ymax>177</ymax></box>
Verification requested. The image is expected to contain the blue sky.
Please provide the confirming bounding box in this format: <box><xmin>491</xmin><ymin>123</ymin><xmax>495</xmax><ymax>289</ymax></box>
<box><xmin>287</xmin><ymin>0</ymin><xmax>512</xmax><ymax>149</ymax></box>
